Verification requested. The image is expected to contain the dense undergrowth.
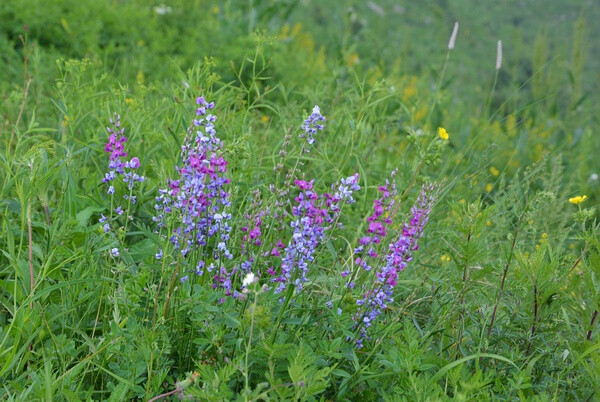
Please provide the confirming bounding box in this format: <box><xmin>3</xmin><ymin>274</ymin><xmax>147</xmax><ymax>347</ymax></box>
<box><xmin>1</xmin><ymin>0</ymin><xmax>599</xmax><ymax>400</ymax></box>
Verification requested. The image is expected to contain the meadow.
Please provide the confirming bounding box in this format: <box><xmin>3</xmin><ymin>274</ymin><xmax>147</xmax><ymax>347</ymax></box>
<box><xmin>1</xmin><ymin>0</ymin><xmax>599</xmax><ymax>400</ymax></box>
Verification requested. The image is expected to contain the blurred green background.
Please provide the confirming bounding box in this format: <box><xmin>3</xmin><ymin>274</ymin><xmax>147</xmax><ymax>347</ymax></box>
<box><xmin>2</xmin><ymin>0</ymin><xmax>598</xmax><ymax>110</ymax></box>
<box><xmin>2</xmin><ymin>0</ymin><xmax>599</xmax><ymax>181</ymax></box>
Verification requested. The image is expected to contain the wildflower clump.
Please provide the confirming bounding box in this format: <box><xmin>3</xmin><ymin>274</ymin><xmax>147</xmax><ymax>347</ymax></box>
<box><xmin>99</xmin><ymin>113</ymin><xmax>145</xmax><ymax>256</ymax></box>
<box><xmin>154</xmin><ymin>96</ymin><xmax>234</xmax><ymax>292</ymax></box>
<box><xmin>353</xmin><ymin>183</ymin><xmax>438</xmax><ymax>347</ymax></box>
<box><xmin>438</xmin><ymin>126</ymin><xmax>449</xmax><ymax>140</ymax></box>
<box><xmin>274</xmin><ymin>174</ymin><xmax>360</xmax><ymax>294</ymax></box>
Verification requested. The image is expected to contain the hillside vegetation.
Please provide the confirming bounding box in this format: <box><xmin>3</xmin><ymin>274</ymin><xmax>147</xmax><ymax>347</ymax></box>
<box><xmin>1</xmin><ymin>0</ymin><xmax>599</xmax><ymax>400</ymax></box>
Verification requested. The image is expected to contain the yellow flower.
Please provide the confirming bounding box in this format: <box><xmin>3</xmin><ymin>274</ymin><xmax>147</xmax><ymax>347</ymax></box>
<box><xmin>279</xmin><ymin>24</ymin><xmax>290</xmax><ymax>39</ymax></box>
<box><xmin>261</xmin><ymin>115</ymin><xmax>269</xmax><ymax>123</ymax></box>
<box><xmin>486</xmin><ymin>183</ymin><xmax>493</xmax><ymax>193</ymax></box>
<box><xmin>414</xmin><ymin>105</ymin><xmax>427</xmax><ymax>121</ymax></box>
<box><xmin>441</xmin><ymin>255</ymin><xmax>451</xmax><ymax>263</ymax></box>
<box><xmin>61</xmin><ymin>115</ymin><xmax>69</xmax><ymax>127</ymax></box>
<box><xmin>438</xmin><ymin>127</ymin><xmax>449</xmax><ymax>140</ymax></box>
<box><xmin>490</xmin><ymin>166</ymin><xmax>500</xmax><ymax>176</ymax></box>
<box><xmin>345</xmin><ymin>52</ymin><xmax>360</xmax><ymax>67</ymax></box>
<box><xmin>569</xmin><ymin>195</ymin><xmax>587</xmax><ymax>205</ymax></box>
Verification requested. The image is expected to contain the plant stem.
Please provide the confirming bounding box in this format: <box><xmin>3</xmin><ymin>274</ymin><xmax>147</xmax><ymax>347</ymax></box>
<box><xmin>526</xmin><ymin>282</ymin><xmax>538</xmax><ymax>355</ymax></box>
<box><xmin>425</xmin><ymin>50</ymin><xmax>451</xmax><ymax>125</ymax></box>
<box><xmin>587</xmin><ymin>310</ymin><xmax>598</xmax><ymax>341</ymax></box>
<box><xmin>148</xmin><ymin>388</ymin><xmax>180</xmax><ymax>402</ymax></box>
<box><xmin>244</xmin><ymin>290</ymin><xmax>258</xmax><ymax>394</ymax></box>
<box><xmin>487</xmin><ymin>206</ymin><xmax>528</xmax><ymax>339</ymax></box>
<box><xmin>43</xmin><ymin>204</ymin><xmax>51</xmax><ymax>226</ymax></box>
<box><xmin>152</xmin><ymin>220</ymin><xmax>174</xmax><ymax>326</ymax></box>
<box><xmin>148</xmin><ymin>371</ymin><xmax>199</xmax><ymax>402</ymax></box>
<box><xmin>9</xmin><ymin>33</ymin><xmax>32</xmax><ymax>154</ymax></box>
<box><xmin>397</xmin><ymin>161</ymin><xmax>423</xmax><ymax>208</ymax></box>
<box><xmin>568</xmin><ymin>245</ymin><xmax>587</xmax><ymax>275</ymax></box>
<box><xmin>483</xmin><ymin>69</ymin><xmax>500</xmax><ymax>122</ymax></box>
<box><xmin>455</xmin><ymin>230</ymin><xmax>473</xmax><ymax>358</ymax></box>
<box><xmin>27</xmin><ymin>204</ymin><xmax>34</xmax><ymax>310</ymax></box>
<box><xmin>270</xmin><ymin>284</ymin><xmax>295</xmax><ymax>344</ymax></box>
<box><xmin>162</xmin><ymin>260</ymin><xmax>181</xmax><ymax>320</ymax></box>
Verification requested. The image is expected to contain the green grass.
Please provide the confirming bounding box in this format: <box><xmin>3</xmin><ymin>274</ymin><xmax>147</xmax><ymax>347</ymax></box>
<box><xmin>1</xmin><ymin>0</ymin><xmax>599</xmax><ymax>400</ymax></box>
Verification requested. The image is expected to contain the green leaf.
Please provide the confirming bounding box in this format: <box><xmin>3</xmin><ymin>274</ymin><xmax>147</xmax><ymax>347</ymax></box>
<box><xmin>331</xmin><ymin>368</ymin><xmax>350</xmax><ymax>378</ymax></box>
<box><xmin>75</xmin><ymin>206</ymin><xmax>104</xmax><ymax>227</ymax></box>
<box><xmin>431</xmin><ymin>353</ymin><xmax>518</xmax><ymax>383</ymax></box>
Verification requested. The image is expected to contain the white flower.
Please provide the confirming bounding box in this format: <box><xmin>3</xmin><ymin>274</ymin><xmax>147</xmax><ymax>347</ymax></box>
<box><xmin>242</xmin><ymin>272</ymin><xmax>255</xmax><ymax>287</ymax></box>
<box><xmin>589</xmin><ymin>173</ymin><xmax>598</xmax><ymax>183</ymax></box>
<box><xmin>154</xmin><ymin>5</ymin><xmax>172</xmax><ymax>15</ymax></box>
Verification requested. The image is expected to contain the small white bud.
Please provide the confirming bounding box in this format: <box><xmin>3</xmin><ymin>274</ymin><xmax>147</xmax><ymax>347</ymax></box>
<box><xmin>448</xmin><ymin>22</ymin><xmax>459</xmax><ymax>50</ymax></box>
<box><xmin>496</xmin><ymin>40</ymin><xmax>503</xmax><ymax>70</ymax></box>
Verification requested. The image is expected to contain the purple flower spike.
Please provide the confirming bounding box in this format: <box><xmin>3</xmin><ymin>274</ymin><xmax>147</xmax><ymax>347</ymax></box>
<box><xmin>353</xmin><ymin>182</ymin><xmax>438</xmax><ymax>347</ymax></box>
<box><xmin>350</xmin><ymin>170</ymin><xmax>398</xmax><ymax>279</ymax></box>
<box><xmin>102</xmin><ymin>113</ymin><xmax>144</xmax><ymax>194</ymax></box>
<box><xmin>272</xmin><ymin>174</ymin><xmax>360</xmax><ymax>295</ymax></box>
<box><xmin>299</xmin><ymin>105</ymin><xmax>326</xmax><ymax>150</ymax></box>
<box><xmin>153</xmin><ymin>96</ymin><xmax>233</xmax><ymax>292</ymax></box>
